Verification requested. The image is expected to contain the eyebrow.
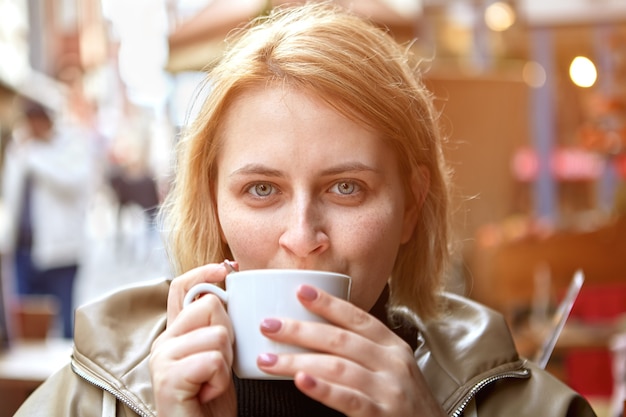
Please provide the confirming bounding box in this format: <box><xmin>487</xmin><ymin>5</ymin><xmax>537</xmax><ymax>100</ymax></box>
<box><xmin>230</xmin><ymin>164</ymin><xmax>284</xmax><ymax>178</ymax></box>
<box><xmin>319</xmin><ymin>162</ymin><xmax>380</xmax><ymax>176</ymax></box>
<box><xmin>230</xmin><ymin>162</ymin><xmax>380</xmax><ymax>178</ymax></box>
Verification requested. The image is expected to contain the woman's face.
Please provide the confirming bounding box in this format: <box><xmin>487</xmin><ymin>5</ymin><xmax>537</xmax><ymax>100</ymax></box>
<box><xmin>215</xmin><ymin>85</ymin><xmax>419</xmax><ymax>311</ymax></box>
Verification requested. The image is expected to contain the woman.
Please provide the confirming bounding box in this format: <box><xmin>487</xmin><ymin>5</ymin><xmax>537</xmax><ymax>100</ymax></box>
<box><xmin>16</xmin><ymin>3</ymin><xmax>596</xmax><ymax>416</ymax></box>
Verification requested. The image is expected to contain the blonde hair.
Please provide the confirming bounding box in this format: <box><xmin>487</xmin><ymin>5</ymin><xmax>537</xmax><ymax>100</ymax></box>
<box><xmin>161</xmin><ymin>2</ymin><xmax>451</xmax><ymax>320</ymax></box>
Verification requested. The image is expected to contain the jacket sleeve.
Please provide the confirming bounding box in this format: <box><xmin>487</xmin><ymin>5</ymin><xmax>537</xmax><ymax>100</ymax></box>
<box><xmin>14</xmin><ymin>363</ymin><xmax>140</xmax><ymax>417</ymax></box>
<box><xmin>475</xmin><ymin>362</ymin><xmax>597</xmax><ymax>417</ymax></box>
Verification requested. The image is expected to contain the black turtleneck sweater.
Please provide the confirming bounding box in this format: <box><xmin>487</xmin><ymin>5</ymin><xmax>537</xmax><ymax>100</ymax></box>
<box><xmin>233</xmin><ymin>286</ymin><xmax>418</xmax><ymax>417</ymax></box>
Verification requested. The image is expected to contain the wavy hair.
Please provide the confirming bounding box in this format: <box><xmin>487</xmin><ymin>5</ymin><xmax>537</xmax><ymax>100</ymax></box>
<box><xmin>161</xmin><ymin>2</ymin><xmax>451</xmax><ymax>320</ymax></box>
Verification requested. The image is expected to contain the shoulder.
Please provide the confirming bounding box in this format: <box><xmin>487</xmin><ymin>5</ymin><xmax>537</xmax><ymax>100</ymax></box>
<box><xmin>15</xmin><ymin>280</ymin><xmax>169</xmax><ymax>417</ymax></box>
<box><xmin>74</xmin><ymin>278</ymin><xmax>170</xmax><ymax>353</ymax></box>
<box><xmin>406</xmin><ymin>292</ymin><xmax>521</xmax><ymax>373</ymax></box>
<box><xmin>73</xmin><ymin>279</ymin><xmax>169</xmax><ymax>386</ymax></box>
<box><xmin>57</xmin><ymin>279</ymin><xmax>170</xmax><ymax>416</ymax></box>
<box><xmin>399</xmin><ymin>293</ymin><xmax>596</xmax><ymax>416</ymax></box>
<box><xmin>404</xmin><ymin>293</ymin><xmax>594</xmax><ymax>417</ymax></box>
<box><xmin>76</xmin><ymin>279</ymin><xmax>170</xmax><ymax>326</ymax></box>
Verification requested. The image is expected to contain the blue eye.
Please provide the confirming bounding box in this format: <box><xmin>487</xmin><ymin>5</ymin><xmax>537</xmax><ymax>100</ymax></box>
<box><xmin>248</xmin><ymin>183</ymin><xmax>274</xmax><ymax>197</ymax></box>
<box><xmin>332</xmin><ymin>181</ymin><xmax>358</xmax><ymax>195</ymax></box>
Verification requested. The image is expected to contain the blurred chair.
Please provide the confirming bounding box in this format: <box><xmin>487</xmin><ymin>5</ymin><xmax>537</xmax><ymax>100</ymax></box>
<box><xmin>0</xmin><ymin>294</ymin><xmax>69</xmax><ymax>417</ymax></box>
<box><xmin>11</xmin><ymin>295</ymin><xmax>58</xmax><ymax>340</ymax></box>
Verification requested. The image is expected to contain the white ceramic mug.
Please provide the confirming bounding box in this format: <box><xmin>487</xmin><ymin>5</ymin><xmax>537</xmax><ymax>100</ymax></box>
<box><xmin>183</xmin><ymin>269</ymin><xmax>351</xmax><ymax>380</ymax></box>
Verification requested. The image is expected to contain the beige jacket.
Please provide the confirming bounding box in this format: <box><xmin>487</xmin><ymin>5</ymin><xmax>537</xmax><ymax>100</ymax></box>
<box><xmin>16</xmin><ymin>279</ymin><xmax>596</xmax><ymax>416</ymax></box>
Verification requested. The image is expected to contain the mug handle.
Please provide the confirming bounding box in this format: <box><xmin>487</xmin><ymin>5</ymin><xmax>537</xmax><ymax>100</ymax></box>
<box><xmin>183</xmin><ymin>283</ymin><xmax>228</xmax><ymax>307</ymax></box>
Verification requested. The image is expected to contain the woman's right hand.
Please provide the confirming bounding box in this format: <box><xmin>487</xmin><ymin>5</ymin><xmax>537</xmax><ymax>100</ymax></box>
<box><xmin>150</xmin><ymin>262</ymin><xmax>237</xmax><ymax>417</ymax></box>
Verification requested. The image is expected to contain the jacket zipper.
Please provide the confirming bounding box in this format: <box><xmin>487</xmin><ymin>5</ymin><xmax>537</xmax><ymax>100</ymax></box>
<box><xmin>450</xmin><ymin>367</ymin><xmax>530</xmax><ymax>417</ymax></box>
<box><xmin>71</xmin><ymin>359</ymin><xmax>152</xmax><ymax>417</ymax></box>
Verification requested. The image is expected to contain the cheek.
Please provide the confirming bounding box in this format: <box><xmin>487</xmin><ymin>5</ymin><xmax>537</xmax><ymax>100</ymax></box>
<box><xmin>348</xmin><ymin>207</ymin><xmax>405</xmax><ymax>259</ymax></box>
<box><xmin>217</xmin><ymin>202</ymin><xmax>277</xmax><ymax>261</ymax></box>
<box><xmin>341</xmin><ymin>210</ymin><xmax>404</xmax><ymax>309</ymax></box>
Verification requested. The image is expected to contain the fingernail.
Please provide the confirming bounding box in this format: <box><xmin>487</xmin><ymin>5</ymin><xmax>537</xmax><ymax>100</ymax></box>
<box><xmin>257</xmin><ymin>353</ymin><xmax>278</xmax><ymax>366</ymax></box>
<box><xmin>260</xmin><ymin>318</ymin><xmax>282</xmax><ymax>333</ymax></box>
<box><xmin>222</xmin><ymin>260</ymin><xmax>237</xmax><ymax>273</ymax></box>
<box><xmin>298</xmin><ymin>285</ymin><xmax>318</xmax><ymax>301</ymax></box>
<box><xmin>299</xmin><ymin>373</ymin><xmax>317</xmax><ymax>389</ymax></box>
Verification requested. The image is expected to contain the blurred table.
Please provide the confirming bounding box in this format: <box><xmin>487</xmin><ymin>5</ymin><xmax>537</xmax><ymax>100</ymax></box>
<box><xmin>513</xmin><ymin>321</ymin><xmax>619</xmax><ymax>358</ymax></box>
<box><xmin>0</xmin><ymin>338</ymin><xmax>73</xmax><ymax>417</ymax></box>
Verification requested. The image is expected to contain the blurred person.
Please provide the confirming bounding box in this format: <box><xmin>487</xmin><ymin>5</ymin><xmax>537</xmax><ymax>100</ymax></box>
<box><xmin>107</xmin><ymin>159</ymin><xmax>161</xmax><ymax>230</ymax></box>
<box><xmin>106</xmin><ymin>125</ymin><xmax>162</xmax><ymax>235</ymax></box>
<box><xmin>16</xmin><ymin>3</ymin><xmax>596</xmax><ymax>416</ymax></box>
<box><xmin>0</xmin><ymin>98</ymin><xmax>93</xmax><ymax>339</ymax></box>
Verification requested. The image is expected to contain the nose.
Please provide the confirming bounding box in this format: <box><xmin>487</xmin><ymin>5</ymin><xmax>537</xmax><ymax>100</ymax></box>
<box><xmin>278</xmin><ymin>196</ymin><xmax>330</xmax><ymax>258</ymax></box>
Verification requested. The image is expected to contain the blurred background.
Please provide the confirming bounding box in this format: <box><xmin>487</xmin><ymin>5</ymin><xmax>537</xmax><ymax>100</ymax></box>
<box><xmin>0</xmin><ymin>0</ymin><xmax>625</xmax><ymax>416</ymax></box>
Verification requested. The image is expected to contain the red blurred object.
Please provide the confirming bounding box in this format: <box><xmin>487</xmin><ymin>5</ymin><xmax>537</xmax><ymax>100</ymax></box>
<box><xmin>510</xmin><ymin>146</ymin><xmax>605</xmax><ymax>182</ymax></box>
<box><xmin>565</xmin><ymin>349</ymin><xmax>613</xmax><ymax>398</ymax></box>
<box><xmin>565</xmin><ymin>284</ymin><xmax>626</xmax><ymax>398</ymax></box>
<box><xmin>511</xmin><ymin>146</ymin><xmax>539</xmax><ymax>182</ymax></box>
<box><xmin>615</xmin><ymin>154</ymin><xmax>626</xmax><ymax>179</ymax></box>
<box><xmin>551</xmin><ymin>147</ymin><xmax>604</xmax><ymax>181</ymax></box>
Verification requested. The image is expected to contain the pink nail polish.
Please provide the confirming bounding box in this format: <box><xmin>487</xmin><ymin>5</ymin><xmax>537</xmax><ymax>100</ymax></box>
<box><xmin>258</xmin><ymin>353</ymin><xmax>278</xmax><ymax>366</ymax></box>
<box><xmin>300</xmin><ymin>373</ymin><xmax>317</xmax><ymax>389</ymax></box>
<box><xmin>261</xmin><ymin>318</ymin><xmax>282</xmax><ymax>333</ymax></box>
<box><xmin>298</xmin><ymin>285</ymin><xmax>318</xmax><ymax>301</ymax></box>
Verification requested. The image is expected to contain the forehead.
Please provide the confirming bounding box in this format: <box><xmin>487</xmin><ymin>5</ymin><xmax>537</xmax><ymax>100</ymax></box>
<box><xmin>220</xmin><ymin>85</ymin><xmax>368</xmax><ymax>142</ymax></box>
<box><xmin>223</xmin><ymin>80</ymin><xmax>371</xmax><ymax>125</ymax></box>
<box><xmin>216</xmin><ymin>84</ymin><xmax>401</xmax><ymax>174</ymax></box>
<box><xmin>219</xmin><ymin>83</ymin><xmax>377</xmax><ymax>141</ymax></box>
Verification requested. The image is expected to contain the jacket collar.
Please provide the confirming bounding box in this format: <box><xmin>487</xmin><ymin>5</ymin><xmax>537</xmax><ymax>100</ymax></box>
<box><xmin>407</xmin><ymin>293</ymin><xmax>527</xmax><ymax>413</ymax></box>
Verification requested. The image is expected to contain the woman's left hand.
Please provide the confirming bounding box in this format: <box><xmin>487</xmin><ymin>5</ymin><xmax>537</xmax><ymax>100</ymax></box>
<box><xmin>256</xmin><ymin>285</ymin><xmax>447</xmax><ymax>417</ymax></box>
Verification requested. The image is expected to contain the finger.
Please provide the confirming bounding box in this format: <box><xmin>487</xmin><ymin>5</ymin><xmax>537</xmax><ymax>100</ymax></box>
<box><xmin>166</xmin><ymin>293</ymin><xmax>235</xmax><ymax>343</ymax></box>
<box><xmin>257</xmin><ymin>347</ymin><xmax>427</xmax><ymax>414</ymax></box>
<box><xmin>181</xmin><ymin>351</ymin><xmax>233</xmax><ymax>402</ymax></box>
<box><xmin>259</xmin><ymin>318</ymin><xmax>381</xmax><ymax>369</ymax></box>
<box><xmin>159</xmin><ymin>324</ymin><xmax>234</xmax><ymax>366</ymax></box>
<box><xmin>257</xmin><ymin>351</ymin><xmax>376</xmax><ymax>389</ymax></box>
<box><xmin>167</xmin><ymin>263</ymin><xmax>230</xmax><ymax>324</ymax></box>
<box><xmin>297</xmin><ymin>285</ymin><xmax>402</xmax><ymax>346</ymax></box>
<box><xmin>294</xmin><ymin>372</ymin><xmax>380</xmax><ymax>417</ymax></box>
<box><xmin>293</xmin><ymin>366</ymin><xmax>430</xmax><ymax>416</ymax></box>
<box><xmin>294</xmin><ymin>365</ymin><xmax>446</xmax><ymax>416</ymax></box>
<box><xmin>152</xmin><ymin>348</ymin><xmax>232</xmax><ymax>404</ymax></box>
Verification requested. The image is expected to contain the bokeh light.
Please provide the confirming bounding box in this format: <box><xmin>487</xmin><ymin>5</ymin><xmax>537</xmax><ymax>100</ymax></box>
<box><xmin>522</xmin><ymin>60</ymin><xmax>547</xmax><ymax>88</ymax></box>
<box><xmin>485</xmin><ymin>2</ymin><xmax>516</xmax><ymax>32</ymax></box>
<box><xmin>569</xmin><ymin>56</ymin><xmax>597</xmax><ymax>88</ymax></box>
